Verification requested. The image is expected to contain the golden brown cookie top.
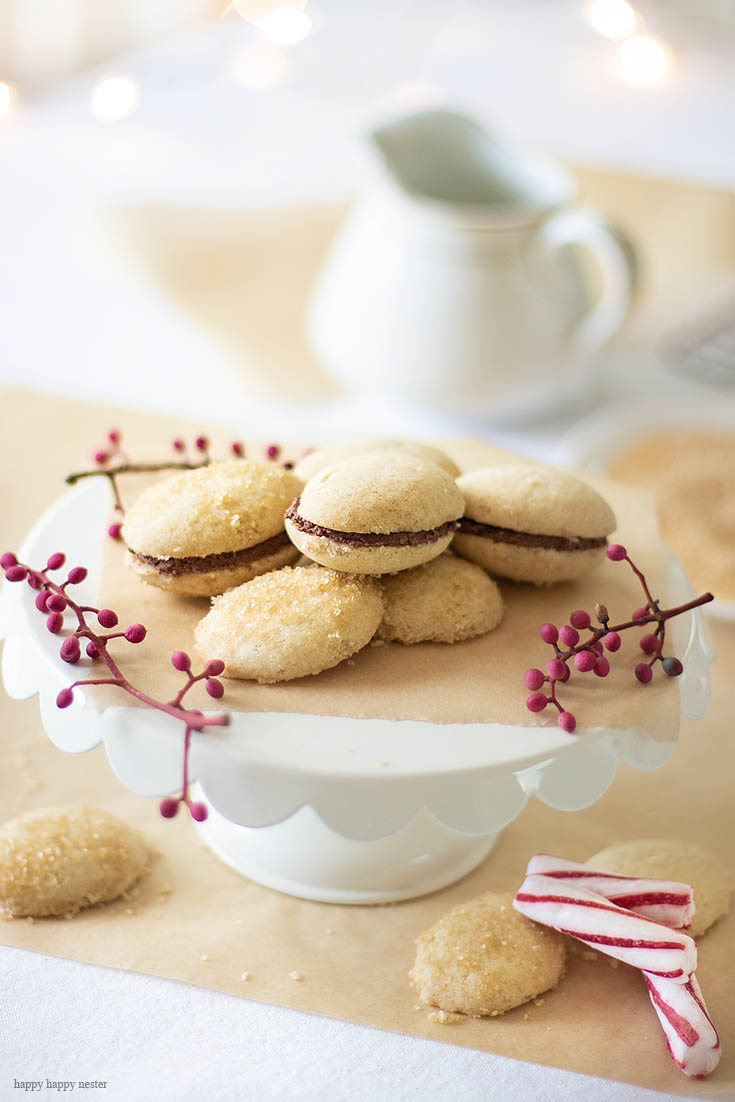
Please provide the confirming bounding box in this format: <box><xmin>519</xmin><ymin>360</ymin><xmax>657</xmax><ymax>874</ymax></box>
<box><xmin>296</xmin><ymin>453</ymin><xmax>464</xmax><ymax>535</ymax></box>
<box><xmin>195</xmin><ymin>565</ymin><xmax>384</xmax><ymax>683</ymax></box>
<box><xmin>377</xmin><ymin>553</ymin><xmax>503</xmax><ymax>644</ymax></box>
<box><xmin>457</xmin><ymin>465</ymin><xmax>616</xmax><ymax>539</ymax></box>
<box><xmin>122</xmin><ymin>459</ymin><xmax>302</xmax><ymax>558</ymax></box>
<box><xmin>410</xmin><ymin>890</ymin><xmax>566</xmax><ymax>1016</ymax></box>
<box><xmin>0</xmin><ymin>805</ymin><xmax>150</xmax><ymax>918</ymax></box>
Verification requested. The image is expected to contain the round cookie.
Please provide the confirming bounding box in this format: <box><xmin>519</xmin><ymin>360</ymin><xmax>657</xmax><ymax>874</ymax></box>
<box><xmin>377</xmin><ymin>553</ymin><xmax>504</xmax><ymax>644</ymax></box>
<box><xmin>195</xmin><ymin>565</ymin><xmax>384</xmax><ymax>683</ymax></box>
<box><xmin>122</xmin><ymin>459</ymin><xmax>302</xmax><ymax>597</ymax></box>
<box><xmin>587</xmin><ymin>839</ymin><xmax>733</xmax><ymax>939</ymax></box>
<box><xmin>410</xmin><ymin>891</ymin><xmax>567</xmax><ymax>1017</ymax></box>
<box><xmin>285</xmin><ymin>453</ymin><xmax>465</xmax><ymax>575</ymax></box>
<box><xmin>0</xmin><ymin>805</ymin><xmax>149</xmax><ymax>918</ymax></box>
<box><xmin>294</xmin><ymin>438</ymin><xmax>460</xmax><ymax>482</ymax></box>
<box><xmin>452</xmin><ymin>464</ymin><xmax>616</xmax><ymax>585</ymax></box>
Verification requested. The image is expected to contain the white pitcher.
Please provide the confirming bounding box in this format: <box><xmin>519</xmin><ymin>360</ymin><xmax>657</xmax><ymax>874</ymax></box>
<box><xmin>307</xmin><ymin>110</ymin><xmax>636</xmax><ymax>423</ymax></box>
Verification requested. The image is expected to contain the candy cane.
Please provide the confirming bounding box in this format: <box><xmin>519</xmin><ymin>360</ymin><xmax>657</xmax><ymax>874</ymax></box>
<box><xmin>525</xmin><ymin>855</ymin><xmax>694</xmax><ymax>930</ymax></box>
<box><xmin>644</xmin><ymin>972</ymin><xmax>720</xmax><ymax>1079</ymax></box>
<box><xmin>513</xmin><ymin>874</ymin><xmax>697</xmax><ymax>980</ymax></box>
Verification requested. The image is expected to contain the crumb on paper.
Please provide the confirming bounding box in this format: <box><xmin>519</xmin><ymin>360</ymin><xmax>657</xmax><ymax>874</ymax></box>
<box><xmin>240</xmin><ymin>971</ymin><xmax>251</xmax><ymax>981</ymax></box>
<box><xmin>413</xmin><ymin>1005</ymin><xmax>422</xmax><ymax>1011</ymax></box>
<box><xmin>159</xmin><ymin>884</ymin><xmax>172</xmax><ymax>895</ymax></box>
<box><xmin>235</xmin><ymin>918</ymin><xmax>243</xmax><ymax>926</ymax></box>
<box><xmin>428</xmin><ymin>1010</ymin><xmax>462</xmax><ymax>1025</ymax></box>
<box><xmin>288</xmin><ymin>970</ymin><xmax>303</xmax><ymax>981</ymax></box>
<box><xmin>326</xmin><ymin>928</ymin><xmax>334</xmax><ymax>935</ymax></box>
<box><xmin>522</xmin><ymin>1012</ymin><xmax>533</xmax><ymax>1021</ymax></box>
<box><xmin>534</xmin><ymin>998</ymin><xmax>545</xmax><ymax>1007</ymax></box>
<box><xmin>201</xmin><ymin>954</ymin><xmax>210</xmax><ymax>962</ymax></box>
<box><xmin>125</xmin><ymin>908</ymin><xmax>135</xmax><ymax>916</ymax></box>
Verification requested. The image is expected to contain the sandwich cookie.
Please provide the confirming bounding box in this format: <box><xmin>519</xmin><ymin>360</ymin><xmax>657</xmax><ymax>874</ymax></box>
<box><xmin>294</xmin><ymin>438</ymin><xmax>460</xmax><ymax>482</ymax></box>
<box><xmin>377</xmin><ymin>553</ymin><xmax>504</xmax><ymax>644</ymax></box>
<box><xmin>122</xmin><ymin>459</ymin><xmax>302</xmax><ymax>597</ymax></box>
<box><xmin>195</xmin><ymin>566</ymin><xmax>384</xmax><ymax>683</ymax></box>
<box><xmin>285</xmin><ymin>453</ymin><xmax>465</xmax><ymax>575</ymax></box>
<box><xmin>453</xmin><ymin>464</ymin><xmax>616</xmax><ymax>585</ymax></box>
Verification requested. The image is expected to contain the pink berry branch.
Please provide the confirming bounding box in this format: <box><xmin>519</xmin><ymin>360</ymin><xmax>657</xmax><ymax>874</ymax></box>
<box><xmin>1</xmin><ymin>550</ymin><xmax>229</xmax><ymax>821</ymax></box>
<box><xmin>523</xmin><ymin>544</ymin><xmax>714</xmax><ymax>734</ymax></box>
<box><xmin>65</xmin><ymin>430</ymin><xmax>294</xmax><ymax>535</ymax></box>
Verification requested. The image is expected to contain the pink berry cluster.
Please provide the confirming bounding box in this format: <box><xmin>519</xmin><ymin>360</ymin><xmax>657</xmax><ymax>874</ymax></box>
<box><xmin>67</xmin><ymin>430</ymin><xmax>297</xmax><ymax>534</ymax></box>
<box><xmin>524</xmin><ymin>544</ymin><xmax>713</xmax><ymax>734</ymax></box>
<box><xmin>1</xmin><ymin>550</ymin><xmax>230</xmax><ymax>822</ymax></box>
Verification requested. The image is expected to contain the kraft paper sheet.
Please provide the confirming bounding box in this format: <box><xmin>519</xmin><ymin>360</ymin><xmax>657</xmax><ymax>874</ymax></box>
<box><xmin>1</xmin><ymin>389</ymin><xmax>732</xmax><ymax>1098</ymax></box>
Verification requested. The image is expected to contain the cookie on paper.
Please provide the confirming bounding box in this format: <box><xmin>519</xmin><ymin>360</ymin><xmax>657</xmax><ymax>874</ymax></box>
<box><xmin>377</xmin><ymin>553</ymin><xmax>503</xmax><ymax>644</ymax></box>
<box><xmin>195</xmin><ymin>565</ymin><xmax>384</xmax><ymax>683</ymax></box>
<box><xmin>0</xmin><ymin>806</ymin><xmax>150</xmax><ymax>918</ymax></box>
<box><xmin>453</xmin><ymin>465</ymin><xmax>616</xmax><ymax>585</ymax></box>
<box><xmin>410</xmin><ymin>891</ymin><xmax>567</xmax><ymax>1017</ymax></box>
<box><xmin>122</xmin><ymin>459</ymin><xmax>302</xmax><ymax>597</ymax></box>
<box><xmin>286</xmin><ymin>453</ymin><xmax>465</xmax><ymax>576</ymax></box>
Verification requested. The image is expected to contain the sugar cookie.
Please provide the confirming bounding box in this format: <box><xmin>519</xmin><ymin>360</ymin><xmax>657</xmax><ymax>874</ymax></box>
<box><xmin>122</xmin><ymin>459</ymin><xmax>302</xmax><ymax>597</ymax></box>
<box><xmin>587</xmin><ymin>839</ymin><xmax>733</xmax><ymax>939</ymax></box>
<box><xmin>285</xmin><ymin>453</ymin><xmax>465</xmax><ymax>575</ymax></box>
<box><xmin>377</xmin><ymin>553</ymin><xmax>503</xmax><ymax>644</ymax></box>
<box><xmin>195</xmin><ymin>565</ymin><xmax>384</xmax><ymax>683</ymax></box>
<box><xmin>410</xmin><ymin>891</ymin><xmax>567</xmax><ymax>1016</ymax></box>
<box><xmin>453</xmin><ymin>465</ymin><xmax>616</xmax><ymax>585</ymax></box>
<box><xmin>294</xmin><ymin>438</ymin><xmax>460</xmax><ymax>482</ymax></box>
<box><xmin>0</xmin><ymin>805</ymin><xmax>150</xmax><ymax>918</ymax></box>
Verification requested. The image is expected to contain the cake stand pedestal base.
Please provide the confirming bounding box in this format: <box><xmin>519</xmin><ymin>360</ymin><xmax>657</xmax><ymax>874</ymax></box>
<box><xmin>193</xmin><ymin>788</ymin><xmax>499</xmax><ymax>904</ymax></box>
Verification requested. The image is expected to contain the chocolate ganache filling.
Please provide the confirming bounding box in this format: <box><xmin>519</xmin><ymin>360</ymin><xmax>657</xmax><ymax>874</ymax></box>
<box><xmin>458</xmin><ymin>518</ymin><xmax>607</xmax><ymax>552</ymax></box>
<box><xmin>285</xmin><ymin>500</ymin><xmax>459</xmax><ymax>548</ymax></box>
<box><xmin>132</xmin><ymin>530</ymin><xmax>292</xmax><ymax>576</ymax></box>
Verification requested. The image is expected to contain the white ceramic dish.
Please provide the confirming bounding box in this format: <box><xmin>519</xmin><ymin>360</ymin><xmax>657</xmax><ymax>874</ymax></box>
<box><xmin>555</xmin><ymin>395</ymin><xmax>735</xmax><ymax>622</ymax></box>
<box><xmin>0</xmin><ymin>479</ymin><xmax>714</xmax><ymax>903</ymax></box>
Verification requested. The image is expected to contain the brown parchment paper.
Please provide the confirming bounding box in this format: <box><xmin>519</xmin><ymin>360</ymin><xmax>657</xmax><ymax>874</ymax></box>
<box><xmin>1</xmin><ymin>388</ymin><xmax>733</xmax><ymax>1098</ymax></box>
<box><xmin>90</xmin><ymin>438</ymin><xmax>680</xmax><ymax>740</ymax></box>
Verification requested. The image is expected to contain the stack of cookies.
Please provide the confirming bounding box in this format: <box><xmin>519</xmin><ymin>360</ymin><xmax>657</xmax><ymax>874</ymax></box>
<box><xmin>121</xmin><ymin>439</ymin><xmax>616</xmax><ymax>683</ymax></box>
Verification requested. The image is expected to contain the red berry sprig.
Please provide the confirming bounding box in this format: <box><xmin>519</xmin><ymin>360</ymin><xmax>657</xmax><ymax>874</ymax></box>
<box><xmin>1</xmin><ymin>550</ymin><xmax>229</xmax><ymax>821</ymax></box>
<box><xmin>65</xmin><ymin>430</ymin><xmax>297</xmax><ymax>533</ymax></box>
<box><xmin>523</xmin><ymin>545</ymin><xmax>714</xmax><ymax>734</ymax></box>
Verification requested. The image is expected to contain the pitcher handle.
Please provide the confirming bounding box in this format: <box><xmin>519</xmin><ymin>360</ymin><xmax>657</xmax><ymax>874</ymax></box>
<box><xmin>535</xmin><ymin>208</ymin><xmax>638</xmax><ymax>360</ymax></box>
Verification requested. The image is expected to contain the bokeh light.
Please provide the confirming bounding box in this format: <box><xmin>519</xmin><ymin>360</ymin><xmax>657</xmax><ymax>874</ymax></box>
<box><xmin>618</xmin><ymin>35</ymin><xmax>671</xmax><ymax>85</ymax></box>
<box><xmin>588</xmin><ymin>0</ymin><xmax>637</xmax><ymax>39</ymax></box>
<box><xmin>91</xmin><ymin>76</ymin><xmax>139</xmax><ymax>121</ymax></box>
<box><xmin>261</xmin><ymin>6</ymin><xmax>312</xmax><ymax>46</ymax></box>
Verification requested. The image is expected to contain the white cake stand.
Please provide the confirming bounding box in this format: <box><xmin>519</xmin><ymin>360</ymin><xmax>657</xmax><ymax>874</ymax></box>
<box><xmin>0</xmin><ymin>479</ymin><xmax>714</xmax><ymax>903</ymax></box>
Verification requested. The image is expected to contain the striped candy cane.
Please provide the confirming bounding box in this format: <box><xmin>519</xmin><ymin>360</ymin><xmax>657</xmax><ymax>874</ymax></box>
<box><xmin>644</xmin><ymin>972</ymin><xmax>720</xmax><ymax>1078</ymax></box>
<box><xmin>525</xmin><ymin>854</ymin><xmax>695</xmax><ymax>929</ymax></box>
<box><xmin>513</xmin><ymin>874</ymin><xmax>697</xmax><ymax>980</ymax></box>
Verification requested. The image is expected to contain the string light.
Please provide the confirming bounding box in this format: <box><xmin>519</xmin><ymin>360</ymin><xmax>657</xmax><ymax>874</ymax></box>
<box><xmin>91</xmin><ymin>76</ymin><xmax>139</xmax><ymax>121</ymax></box>
<box><xmin>588</xmin><ymin>0</ymin><xmax>637</xmax><ymax>39</ymax></box>
<box><xmin>0</xmin><ymin>81</ymin><xmax>15</xmax><ymax>119</ymax></box>
<box><xmin>618</xmin><ymin>35</ymin><xmax>671</xmax><ymax>85</ymax></box>
<box><xmin>261</xmin><ymin>6</ymin><xmax>312</xmax><ymax>45</ymax></box>
<box><xmin>231</xmin><ymin>43</ymin><xmax>290</xmax><ymax>88</ymax></box>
